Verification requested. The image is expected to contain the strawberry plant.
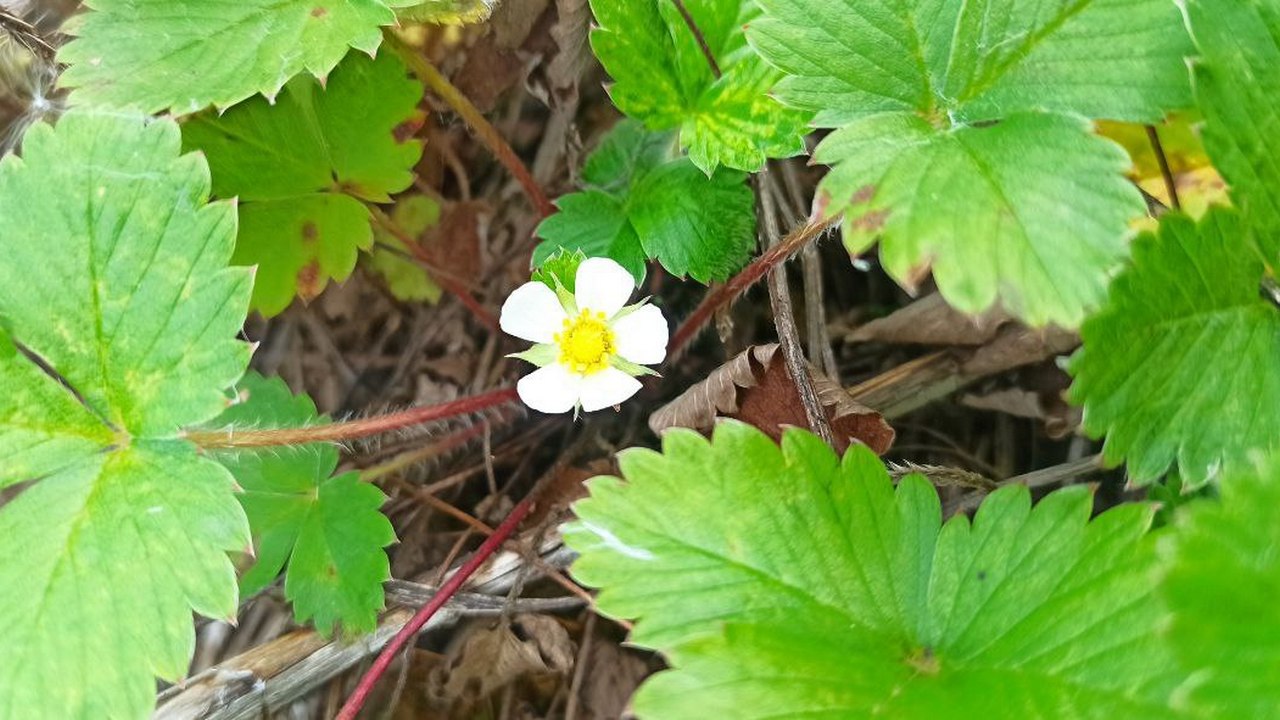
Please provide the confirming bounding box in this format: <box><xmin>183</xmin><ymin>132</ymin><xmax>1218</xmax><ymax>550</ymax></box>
<box><xmin>0</xmin><ymin>0</ymin><xmax>1278</xmax><ymax>718</ymax></box>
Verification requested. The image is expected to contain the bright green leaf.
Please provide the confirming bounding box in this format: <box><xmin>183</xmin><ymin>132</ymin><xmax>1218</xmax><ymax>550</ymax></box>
<box><xmin>58</xmin><ymin>0</ymin><xmax>416</xmax><ymax>114</ymax></box>
<box><xmin>589</xmin><ymin>0</ymin><xmax>810</xmax><ymax>173</ymax></box>
<box><xmin>183</xmin><ymin>51</ymin><xmax>424</xmax><ymax>316</ymax></box>
<box><xmin>208</xmin><ymin>373</ymin><xmax>395</xmax><ymax>635</ymax></box>
<box><xmin>1185</xmin><ymin>0</ymin><xmax>1280</xmax><ymax>262</ymax></box>
<box><xmin>1162</xmin><ymin>453</ymin><xmax>1280</xmax><ymax>718</ymax></box>
<box><xmin>536</xmin><ymin>190</ymin><xmax>648</xmax><ymax>281</ymax></box>
<box><xmin>0</xmin><ymin>111</ymin><xmax>252</xmax><ymax>719</ymax></box>
<box><xmin>535</xmin><ymin>120</ymin><xmax>755</xmax><ymax>283</ymax></box>
<box><xmin>748</xmin><ymin>0</ymin><xmax>1192</xmax><ymax>327</ymax></box>
<box><xmin>566</xmin><ymin>421</ymin><xmax>1179</xmax><ymax>718</ymax></box>
<box><xmin>1069</xmin><ymin>208</ymin><xmax>1280</xmax><ymax>487</ymax></box>
<box><xmin>816</xmin><ymin>111</ymin><xmax>1142</xmax><ymax>326</ymax></box>
<box><xmin>369</xmin><ymin>194</ymin><xmax>444</xmax><ymax>303</ymax></box>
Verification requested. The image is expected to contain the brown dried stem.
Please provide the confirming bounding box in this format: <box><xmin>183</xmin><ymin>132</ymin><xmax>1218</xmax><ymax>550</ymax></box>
<box><xmin>668</xmin><ymin>215</ymin><xmax>838</xmax><ymax>357</ymax></box>
<box><xmin>756</xmin><ymin>173</ymin><xmax>835</xmax><ymax>445</ymax></box>
<box><xmin>382</xmin><ymin>30</ymin><xmax>556</xmax><ymax>219</ymax></box>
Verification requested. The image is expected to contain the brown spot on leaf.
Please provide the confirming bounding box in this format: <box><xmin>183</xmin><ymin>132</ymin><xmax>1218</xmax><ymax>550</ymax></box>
<box><xmin>296</xmin><ymin>261</ymin><xmax>322</xmax><ymax>301</ymax></box>
<box><xmin>311</xmin><ymin>6</ymin><xmax>328</xmax><ymax>17</ymax></box>
<box><xmin>851</xmin><ymin>184</ymin><xmax>876</xmax><ymax>205</ymax></box>
<box><xmin>392</xmin><ymin>111</ymin><xmax>426</xmax><ymax>144</ymax></box>
<box><xmin>900</xmin><ymin>257</ymin><xmax>934</xmax><ymax>295</ymax></box>
<box><xmin>301</xmin><ymin>221</ymin><xmax>318</xmax><ymax>243</ymax></box>
<box><xmin>850</xmin><ymin>208</ymin><xmax>890</xmax><ymax>233</ymax></box>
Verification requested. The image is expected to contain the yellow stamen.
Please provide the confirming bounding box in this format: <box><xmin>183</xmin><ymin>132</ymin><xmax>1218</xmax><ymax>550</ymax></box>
<box><xmin>554</xmin><ymin>310</ymin><xmax>615</xmax><ymax>375</ymax></box>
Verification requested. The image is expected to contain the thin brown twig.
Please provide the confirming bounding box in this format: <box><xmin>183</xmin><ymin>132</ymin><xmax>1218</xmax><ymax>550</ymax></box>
<box><xmin>670</xmin><ymin>0</ymin><xmax>722</xmax><ymax>79</ymax></box>
<box><xmin>563</xmin><ymin>611</ymin><xmax>597</xmax><ymax>720</ymax></box>
<box><xmin>383</xmin><ymin>30</ymin><xmax>556</xmax><ymax>219</ymax></box>
<box><xmin>756</xmin><ymin>173</ymin><xmax>835</xmax><ymax>446</ymax></box>
<box><xmin>1145</xmin><ymin>124</ymin><xmax>1181</xmax><ymax>210</ymax></box>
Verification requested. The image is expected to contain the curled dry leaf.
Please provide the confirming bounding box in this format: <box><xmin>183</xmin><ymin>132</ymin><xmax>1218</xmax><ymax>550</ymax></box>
<box><xmin>649</xmin><ymin>344</ymin><xmax>895</xmax><ymax>454</ymax></box>
<box><xmin>425</xmin><ymin>614</ymin><xmax>575</xmax><ymax>711</ymax></box>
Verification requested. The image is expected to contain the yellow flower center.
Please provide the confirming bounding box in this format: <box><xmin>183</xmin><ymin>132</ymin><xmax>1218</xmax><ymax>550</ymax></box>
<box><xmin>555</xmin><ymin>309</ymin><xmax>615</xmax><ymax>375</ymax></box>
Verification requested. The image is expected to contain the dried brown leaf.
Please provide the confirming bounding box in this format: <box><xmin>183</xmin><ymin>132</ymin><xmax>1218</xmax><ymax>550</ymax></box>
<box><xmin>425</xmin><ymin>614</ymin><xmax>574</xmax><ymax>710</ymax></box>
<box><xmin>650</xmin><ymin>344</ymin><xmax>895</xmax><ymax>454</ymax></box>
<box><xmin>847</xmin><ymin>292</ymin><xmax>1014</xmax><ymax>346</ymax></box>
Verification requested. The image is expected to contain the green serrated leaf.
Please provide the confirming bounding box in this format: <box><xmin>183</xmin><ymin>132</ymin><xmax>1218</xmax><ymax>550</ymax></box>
<box><xmin>58</xmin><ymin>0</ymin><xmax>415</xmax><ymax>114</ymax></box>
<box><xmin>565</xmin><ymin>421</ymin><xmax>1180</xmax><ymax>718</ymax></box>
<box><xmin>1162</xmin><ymin>452</ymin><xmax>1280</xmax><ymax>718</ymax></box>
<box><xmin>184</xmin><ymin>51</ymin><xmax>425</xmax><ymax>316</ymax></box>
<box><xmin>534</xmin><ymin>120</ymin><xmax>755</xmax><ymax>284</ymax></box>
<box><xmin>589</xmin><ymin>0</ymin><xmax>810</xmax><ymax>173</ymax></box>
<box><xmin>0</xmin><ymin>111</ymin><xmax>252</xmax><ymax>720</ymax></box>
<box><xmin>208</xmin><ymin>372</ymin><xmax>395</xmax><ymax>635</ymax></box>
<box><xmin>369</xmin><ymin>194</ymin><xmax>444</xmax><ymax>303</ymax></box>
<box><xmin>816</xmin><ymin>111</ymin><xmax>1142</xmax><ymax>326</ymax></box>
<box><xmin>1069</xmin><ymin>208</ymin><xmax>1280</xmax><ymax>487</ymax></box>
<box><xmin>1185</xmin><ymin>0</ymin><xmax>1280</xmax><ymax>262</ymax></box>
<box><xmin>748</xmin><ymin>0</ymin><xmax>1192</xmax><ymax>327</ymax></box>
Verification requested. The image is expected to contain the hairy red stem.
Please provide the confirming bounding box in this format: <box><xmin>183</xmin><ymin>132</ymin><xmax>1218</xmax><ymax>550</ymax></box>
<box><xmin>668</xmin><ymin>217</ymin><xmax>837</xmax><ymax>357</ymax></box>
<box><xmin>335</xmin><ymin>492</ymin><xmax>536</xmax><ymax>720</ymax></box>
<box><xmin>383</xmin><ymin>31</ymin><xmax>556</xmax><ymax>219</ymax></box>
<box><xmin>185</xmin><ymin>388</ymin><xmax>519</xmax><ymax>448</ymax></box>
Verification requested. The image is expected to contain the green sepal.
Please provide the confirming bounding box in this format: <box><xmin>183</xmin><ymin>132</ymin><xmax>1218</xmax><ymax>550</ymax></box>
<box><xmin>610</xmin><ymin>298</ymin><xmax>652</xmax><ymax>322</ymax></box>
<box><xmin>507</xmin><ymin>343</ymin><xmax>559</xmax><ymax>368</ymax></box>
<box><xmin>611</xmin><ymin>355</ymin><xmax>661</xmax><ymax>378</ymax></box>
<box><xmin>533</xmin><ymin>248</ymin><xmax>587</xmax><ymax>294</ymax></box>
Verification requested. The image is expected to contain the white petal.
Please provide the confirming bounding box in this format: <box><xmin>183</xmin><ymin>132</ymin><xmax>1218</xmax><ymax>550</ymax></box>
<box><xmin>611</xmin><ymin>304</ymin><xmax>668</xmax><ymax>365</ymax></box>
<box><xmin>579</xmin><ymin>367</ymin><xmax>642</xmax><ymax>412</ymax></box>
<box><xmin>517</xmin><ymin>364</ymin><xmax>582</xmax><ymax>414</ymax></box>
<box><xmin>500</xmin><ymin>281</ymin><xmax>567</xmax><ymax>343</ymax></box>
<box><xmin>575</xmin><ymin>257</ymin><xmax>636</xmax><ymax>316</ymax></box>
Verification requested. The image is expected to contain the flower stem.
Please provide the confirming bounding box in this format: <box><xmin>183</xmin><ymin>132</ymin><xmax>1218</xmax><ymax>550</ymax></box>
<box><xmin>334</xmin><ymin>491</ymin><xmax>536</xmax><ymax>720</ymax></box>
<box><xmin>184</xmin><ymin>388</ymin><xmax>519</xmax><ymax>448</ymax></box>
<box><xmin>668</xmin><ymin>216</ymin><xmax>838</xmax><ymax>357</ymax></box>
<box><xmin>382</xmin><ymin>30</ymin><xmax>556</xmax><ymax>219</ymax></box>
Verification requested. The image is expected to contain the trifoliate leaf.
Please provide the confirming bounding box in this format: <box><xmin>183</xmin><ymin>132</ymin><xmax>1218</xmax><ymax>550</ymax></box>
<box><xmin>589</xmin><ymin>0</ymin><xmax>810</xmax><ymax>173</ymax></box>
<box><xmin>534</xmin><ymin>120</ymin><xmax>755</xmax><ymax>284</ymax></box>
<box><xmin>1162</xmin><ymin>453</ymin><xmax>1280</xmax><ymax>718</ymax></box>
<box><xmin>369</xmin><ymin>194</ymin><xmax>444</xmax><ymax>303</ymax></box>
<box><xmin>748</xmin><ymin>0</ymin><xmax>1192</xmax><ymax>327</ymax></box>
<box><xmin>566</xmin><ymin>421</ymin><xmax>1179</xmax><ymax>718</ymax></box>
<box><xmin>1185</xmin><ymin>0</ymin><xmax>1280</xmax><ymax>262</ymax></box>
<box><xmin>184</xmin><ymin>51</ymin><xmax>424</xmax><ymax>316</ymax></box>
<box><xmin>208</xmin><ymin>373</ymin><xmax>395</xmax><ymax>635</ymax></box>
<box><xmin>1069</xmin><ymin>208</ymin><xmax>1280</xmax><ymax>487</ymax></box>
<box><xmin>0</xmin><ymin>111</ymin><xmax>252</xmax><ymax>720</ymax></box>
<box><xmin>58</xmin><ymin>0</ymin><xmax>415</xmax><ymax>114</ymax></box>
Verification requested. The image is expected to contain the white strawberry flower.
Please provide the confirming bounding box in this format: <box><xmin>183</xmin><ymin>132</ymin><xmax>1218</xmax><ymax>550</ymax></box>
<box><xmin>501</xmin><ymin>257</ymin><xmax>668</xmax><ymax>414</ymax></box>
